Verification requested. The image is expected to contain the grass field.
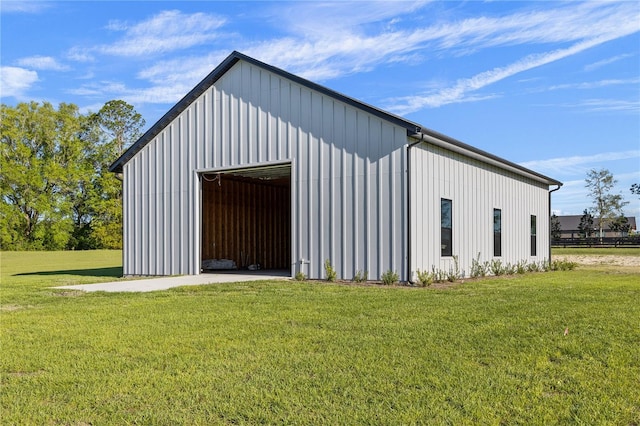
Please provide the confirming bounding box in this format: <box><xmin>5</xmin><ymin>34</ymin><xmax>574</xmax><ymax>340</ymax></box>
<box><xmin>1</xmin><ymin>250</ymin><xmax>639</xmax><ymax>424</ymax></box>
<box><xmin>552</xmin><ymin>247</ymin><xmax>639</xmax><ymax>256</ymax></box>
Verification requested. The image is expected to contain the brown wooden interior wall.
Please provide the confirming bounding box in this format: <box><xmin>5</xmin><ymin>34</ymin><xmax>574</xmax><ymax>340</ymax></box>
<box><xmin>202</xmin><ymin>175</ymin><xmax>291</xmax><ymax>270</ymax></box>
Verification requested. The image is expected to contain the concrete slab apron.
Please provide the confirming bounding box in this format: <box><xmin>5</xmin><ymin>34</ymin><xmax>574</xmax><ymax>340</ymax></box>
<box><xmin>54</xmin><ymin>273</ymin><xmax>288</xmax><ymax>293</ymax></box>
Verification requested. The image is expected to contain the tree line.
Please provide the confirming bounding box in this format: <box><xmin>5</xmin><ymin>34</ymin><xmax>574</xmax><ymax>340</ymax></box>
<box><xmin>1</xmin><ymin>100</ymin><xmax>144</xmax><ymax>250</ymax></box>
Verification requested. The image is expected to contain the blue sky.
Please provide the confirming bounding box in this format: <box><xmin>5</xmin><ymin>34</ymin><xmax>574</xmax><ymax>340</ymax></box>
<box><xmin>2</xmin><ymin>1</ymin><xmax>639</xmax><ymax>221</ymax></box>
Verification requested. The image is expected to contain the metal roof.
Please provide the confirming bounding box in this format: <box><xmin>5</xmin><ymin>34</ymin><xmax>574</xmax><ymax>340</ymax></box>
<box><xmin>109</xmin><ymin>51</ymin><xmax>562</xmax><ymax>187</ymax></box>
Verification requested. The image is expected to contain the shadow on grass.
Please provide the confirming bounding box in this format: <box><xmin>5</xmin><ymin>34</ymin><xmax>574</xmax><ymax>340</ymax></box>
<box><xmin>15</xmin><ymin>267</ymin><xmax>123</xmax><ymax>278</ymax></box>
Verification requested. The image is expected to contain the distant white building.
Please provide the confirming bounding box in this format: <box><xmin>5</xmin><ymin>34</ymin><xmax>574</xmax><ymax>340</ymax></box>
<box><xmin>110</xmin><ymin>51</ymin><xmax>562</xmax><ymax>281</ymax></box>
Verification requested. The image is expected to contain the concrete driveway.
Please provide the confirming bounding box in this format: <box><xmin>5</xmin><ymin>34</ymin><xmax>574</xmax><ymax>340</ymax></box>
<box><xmin>54</xmin><ymin>271</ymin><xmax>289</xmax><ymax>293</ymax></box>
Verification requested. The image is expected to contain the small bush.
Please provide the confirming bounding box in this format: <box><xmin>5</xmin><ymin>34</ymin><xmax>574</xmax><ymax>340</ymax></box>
<box><xmin>446</xmin><ymin>267</ymin><xmax>458</xmax><ymax>282</ymax></box>
<box><xmin>294</xmin><ymin>271</ymin><xmax>307</xmax><ymax>281</ymax></box>
<box><xmin>504</xmin><ymin>262</ymin><xmax>516</xmax><ymax>275</ymax></box>
<box><xmin>551</xmin><ymin>259</ymin><xmax>578</xmax><ymax>271</ymax></box>
<box><xmin>470</xmin><ymin>253</ymin><xmax>488</xmax><ymax>278</ymax></box>
<box><xmin>381</xmin><ymin>270</ymin><xmax>399</xmax><ymax>285</ymax></box>
<box><xmin>431</xmin><ymin>266</ymin><xmax>447</xmax><ymax>283</ymax></box>
<box><xmin>516</xmin><ymin>261</ymin><xmax>527</xmax><ymax>274</ymax></box>
<box><xmin>490</xmin><ymin>259</ymin><xmax>505</xmax><ymax>276</ymax></box>
<box><xmin>416</xmin><ymin>269</ymin><xmax>433</xmax><ymax>287</ymax></box>
<box><xmin>353</xmin><ymin>270</ymin><xmax>368</xmax><ymax>283</ymax></box>
<box><xmin>442</xmin><ymin>255</ymin><xmax>462</xmax><ymax>282</ymax></box>
<box><xmin>324</xmin><ymin>259</ymin><xmax>337</xmax><ymax>282</ymax></box>
<box><xmin>541</xmin><ymin>260</ymin><xmax>550</xmax><ymax>272</ymax></box>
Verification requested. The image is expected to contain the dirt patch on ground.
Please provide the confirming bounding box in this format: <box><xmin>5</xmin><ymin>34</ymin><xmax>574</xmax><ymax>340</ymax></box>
<box><xmin>555</xmin><ymin>255</ymin><xmax>640</xmax><ymax>267</ymax></box>
<box><xmin>51</xmin><ymin>290</ymin><xmax>85</xmax><ymax>297</ymax></box>
<box><xmin>0</xmin><ymin>304</ymin><xmax>28</xmax><ymax>312</ymax></box>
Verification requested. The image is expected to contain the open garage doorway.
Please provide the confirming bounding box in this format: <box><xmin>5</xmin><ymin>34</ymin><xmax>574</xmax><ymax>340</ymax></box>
<box><xmin>200</xmin><ymin>164</ymin><xmax>291</xmax><ymax>275</ymax></box>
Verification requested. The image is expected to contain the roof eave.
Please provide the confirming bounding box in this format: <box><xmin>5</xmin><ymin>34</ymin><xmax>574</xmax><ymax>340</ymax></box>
<box><xmin>408</xmin><ymin>128</ymin><xmax>563</xmax><ymax>187</ymax></box>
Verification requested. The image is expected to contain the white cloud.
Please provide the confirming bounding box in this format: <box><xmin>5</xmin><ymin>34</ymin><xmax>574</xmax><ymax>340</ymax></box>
<box><xmin>68</xmin><ymin>79</ymin><xmax>193</xmax><ymax>106</ymax></box>
<box><xmin>385</xmin><ymin>37</ymin><xmax>616</xmax><ymax>113</ymax></box>
<box><xmin>58</xmin><ymin>1</ymin><xmax>640</xmax><ymax>111</ymax></box>
<box><xmin>97</xmin><ymin>10</ymin><xmax>227</xmax><ymax>57</ymax></box>
<box><xmin>576</xmin><ymin>99</ymin><xmax>640</xmax><ymax>113</ymax></box>
<box><xmin>584</xmin><ymin>53</ymin><xmax>635</xmax><ymax>71</ymax></box>
<box><xmin>66</xmin><ymin>47</ymin><xmax>95</xmax><ymax>63</ymax></box>
<box><xmin>16</xmin><ymin>55</ymin><xmax>69</xmax><ymax>71</ymax></box>
<box><xmin>103</xmin><ymin>1</ymin><xmax>633</xmax><ymax>91</ymax></box>
<box><xmin>105</xmin><ymin>19</ymin><xmax>128</xmax><ymax>31</ymax></box>
<box><xmin>123</xmin><ymin>85</ymin><xmax>194</xmax><ymax>105</ymax></box>
<box><xmin>137</xmin><ymin>52</ymin><xmax>228</xmax><ymax>86</ymax></box>
<box><xmin>233</xmin><ymin>1</ymin><xmax>640</xmax><ymax>103</ymax></box>
<box><xmin>0</xmin><ymin>66</ymin><xmax>38</xmax><ymax>98</ymax></box>
<box><xmin>271</xmin><ymin>1</ymin><xmax>428</xmax><ymax>35</ymax></box>
<box><xmin>520</xmin><ymin>150</ymin><xmax>640</xmax><ymax>176</ymax></box>
<box><xmin>78</xmin><ymin>102</ymin><xmax>108</xmax><ymax>115</ymax></box>
<box><xmin>0</xmin><ymin>1</ymin><xmax>50</xmax><ymax>14</ymax></box>
<box><xmin>547</xmin><ymin>78</ymin><xmax>640</xmax><ymax>91</ymax></box>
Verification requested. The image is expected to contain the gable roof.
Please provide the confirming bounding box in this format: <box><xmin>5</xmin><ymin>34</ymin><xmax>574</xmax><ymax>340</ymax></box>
<box><xmin>109</xmin><ymin>51</ymin><xmax>561</xmax><ymax>187</ymax></box>
<box><xmin>109</xmin><ymin>51</ymin><xmax>420</xmax><ymax>173</ymax></box>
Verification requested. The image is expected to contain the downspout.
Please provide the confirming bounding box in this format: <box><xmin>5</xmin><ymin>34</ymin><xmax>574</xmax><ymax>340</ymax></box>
<box><xmin>406</xmin><ymin>131</ymin><xmax>424</xmax><ymax>284</ymax></box>
<box><xmin>548</xmin><ymin>184</ymin><xmax>562</xmax><ymax>265</ymax></box>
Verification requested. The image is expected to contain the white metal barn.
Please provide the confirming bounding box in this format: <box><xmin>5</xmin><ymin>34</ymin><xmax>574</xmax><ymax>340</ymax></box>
<box><xmin>109</xmin><ymin>51</ymin><xmax>562</xmax><ymax>282</ymax></box>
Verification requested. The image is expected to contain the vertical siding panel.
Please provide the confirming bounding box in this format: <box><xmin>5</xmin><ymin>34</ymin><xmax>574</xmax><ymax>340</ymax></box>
<box><xmin>359</xmin><ymin>113</ymin><xmax>371</xmax><ymax>276</ymax></box>
<box><xmin>410</xmin><ymin>142</ymin><xmax>551</xmax><ymax>278</ymax></box>
<box><xmin>302</xmin><ymin>88</ymin><xmax>312</xmax><ymax>275</ymax></box>
<box><xmin>322</xmin><ymin>97</ymin><xmax>333</xmax><ymax>268</ymax></box>
<box><xmin>123</xmin><ymin>163</ymin><xmax>130</xmax><ymax>275</ymax></box>
<box><xmin>258</xmin><ymin>70</ymin><xmax>268</xmax><ymax>164</ymax></box>
<box><xmin>149</xmin><ymin>144</ymin><xmax>157</xmax><ymax>275</ymax></box>
<box><xmin>133</xmin><ymin>156</ymin><xmax>141</xmax><ymax>274</ymax></box>
<box><xmin>337</xmin><ymin>105</ymin><xmax>347</xmax><ymax>278</ymax></box>
<box><xmin>345</xmin><ymin>108</ymin><xmax>357</xmax><ymax>278</ymax></box>
<box><xmin>270</xmin><ymin>74</ymin><xmax>279</xmax><ymax>162</ymax></box>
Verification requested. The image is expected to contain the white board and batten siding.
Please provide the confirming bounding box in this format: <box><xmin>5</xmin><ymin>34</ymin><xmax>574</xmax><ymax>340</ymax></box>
<box><xmin>122</xmin><ymin>60</ymin><xmax>409</xmax><ymax>280</ymax></box>
<box><xmin>410</xmin><ymin>142</ymin><xmax>550</xmax><ymax>279</ymax></box>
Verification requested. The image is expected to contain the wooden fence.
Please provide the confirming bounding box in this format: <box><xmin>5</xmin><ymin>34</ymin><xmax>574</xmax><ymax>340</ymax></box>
<box><xmin>552</xmin><ymin>235</ymin><xmax>640</xmax><ymax>248</ymax></box>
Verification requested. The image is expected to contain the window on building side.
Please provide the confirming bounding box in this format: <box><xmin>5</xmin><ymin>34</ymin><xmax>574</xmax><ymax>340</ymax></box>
<box><xmin>494</xmin><ymin>209</ymin><xmax>502</xmax><ymax>257</ymax></box>
<box><xmin>441</xmin><ymin>198</ymin><xmax>452</xmax><ymax>257</ymax></box>
<box><xmin>530</xmin><ymin>215</ymin><xmax>537</xmax><ymax>256</ymax></box>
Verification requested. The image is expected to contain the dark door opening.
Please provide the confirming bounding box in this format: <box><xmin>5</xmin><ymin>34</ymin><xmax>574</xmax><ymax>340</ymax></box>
<box><xmin>201</xmin><ymin>165</ymin><xmax>291</xmax><ymax>274</ymax></box>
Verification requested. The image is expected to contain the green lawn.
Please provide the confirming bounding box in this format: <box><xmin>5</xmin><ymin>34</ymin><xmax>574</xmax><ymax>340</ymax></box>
<box><xmin>553</xmin><ymin>247</ymin><xmax>640</xmax><ymax>256</ymax></box>
<box><xmin>1</xmin><ymin>251</ymin><xmax>639</xmax><ymax>424</ymax></box>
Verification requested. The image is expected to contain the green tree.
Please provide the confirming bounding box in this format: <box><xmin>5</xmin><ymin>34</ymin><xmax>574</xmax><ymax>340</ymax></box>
<box><xmin>577</xmin><ymin>209</ymin><xmax>594</xmax><ymax>238</ymax></box>
<box><xmin>609</xmin><ymin>215</ymin><xmax>631</xmax><ymax>237</ymax></box>
<box><xmin>68</xmin><ymin>100</ymin><xmax>145</xmax><ymax>249</ymax></box>
<box><xmin>585</xmin><ymin>169</ymin><xmax>628</xmax><ymax>239</ymax></box>
<box><xmin>631</xmin><ymin>183</ymin><xmax>640</xmax><ymax>198</ymax></box>
<box><xmin>1</xmin><ymin>100</ymin><xmax>145</xmax><ymax>251</ymax></box>
<box><xmin>1</xmin><ymin>102</ymin><xmax>84</xmax><ymax>250</ymax></box>
<box><xmin>550</xmin><ymin>213</ymin><xmax>562</xmax><ymax>240</ymax></box>
<box><xmin>94</xmin><ymin>99</ymin><xmax>145</xmax><ymax>153</ymax></box>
